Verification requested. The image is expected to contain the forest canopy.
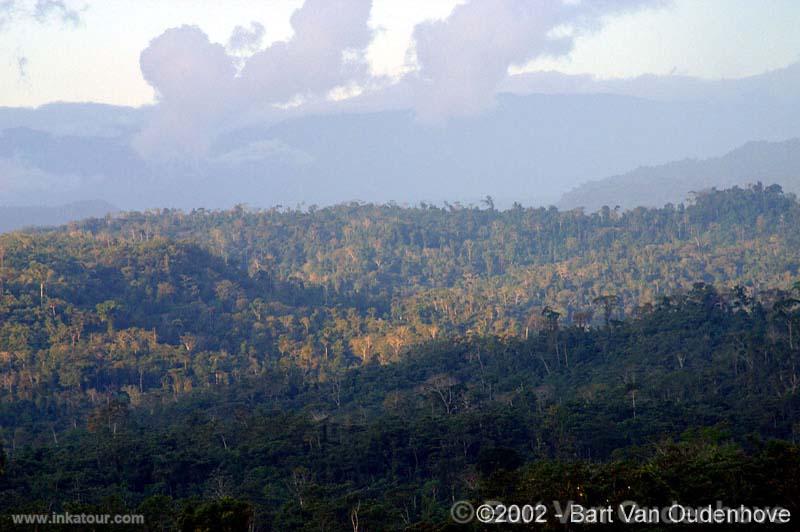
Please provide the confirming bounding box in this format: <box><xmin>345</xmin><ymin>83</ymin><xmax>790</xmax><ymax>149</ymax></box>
<box><xmin>0</xmin><ymin>183</ymin><xmax>798</xmax><ymax>530</ymax></box>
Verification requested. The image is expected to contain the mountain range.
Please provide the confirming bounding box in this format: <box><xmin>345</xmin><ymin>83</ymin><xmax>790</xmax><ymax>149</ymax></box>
<box><xmin>558</xmin><ymin>138</ymin><xmax>800</xmax><ymax>211</ymax></box>
<box><xmin>1</xmin><ymin>62</ymin><xmax>799</xmax><ymax>211</ymax></box>
<box><xmin>0</xmin><ymin>200</ymin><xmax>117</xmax><ymax>233</ymax></box>
<box><xmin>1</xmin><ymin>78</ymin><xmax>799</xmax><ymax>210</ymax></box>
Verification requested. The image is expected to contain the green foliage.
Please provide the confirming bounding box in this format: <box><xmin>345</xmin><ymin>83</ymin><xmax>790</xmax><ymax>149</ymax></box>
<box><xmin>0</xmin><ymin>184</ymin><xmax>798</xmax><ymax>530</ymax></box>
<box><xmin>178</xmin><ymin>497</ymin><xmax>253</xmax><ymax>532</ymax></box>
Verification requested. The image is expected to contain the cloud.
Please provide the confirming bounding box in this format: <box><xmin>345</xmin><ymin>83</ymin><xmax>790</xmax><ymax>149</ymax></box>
<box><xmin>406</xmin><ymin>0</ymin><xmax>667</xmax><ymax>120</ymax></box>
<box><xmin>135</xmin><ymin>0</ymin><xmax>373</xmax><ymax>159</ymax></box>
<box><xmin>237</xmin><ymin>0</ymin><xmax>373</xmax><ymax>106</ymax></box>
<box><xmin>34</xmin><ymin>0</ymin><xmax>82</xmax><ymax>26</ymax></box>
<box><xmin>0</xmin><ymin>0</ymin><xmax>14</xmax><ymax>30</ymax></box>
<box><xmin>1</xmin><ymin>0</ymin><xmax>84</xmax><ymax>29</ymax></box>
<box><xmin>140</xmin><ymin>26</ymin><xmax>236</xmax><ymax>109</ymax></box>
<box><xmin>134</xmin><ymin>25</ymin><xmax>237</xmax><ymax>159</ymax></box>
<box><xmin>227</xmin><ymin>21</ymin><xmax>265</xmax><ymax>55</ymax></box>
<box><xmin>133</xmin><ymin>0</ymin><xmax>672</xmax><ymax>158</ymax></box>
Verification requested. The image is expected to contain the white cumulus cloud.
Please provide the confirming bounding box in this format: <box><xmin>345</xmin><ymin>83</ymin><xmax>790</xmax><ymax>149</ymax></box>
<box><xmin>133</xmin><ymin>0</ymin><xmax>667</xmax><ymax>158</ymax></box>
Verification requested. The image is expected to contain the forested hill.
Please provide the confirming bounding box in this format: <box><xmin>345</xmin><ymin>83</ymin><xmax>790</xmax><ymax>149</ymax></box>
<box><xmin>0</xmin><ymin>183</ymin><xmax>795</xmax><ymax>390</ymax></box>
<box><xmin>50</xmin><ymin>181</ymin><xmax>800</xmax><ymax>314</ymax></box>
<box><xmin>0</xmin><ymin>183</ymin><xmax>796</xmax><ymax>404</ymax></box>
<box><xmin>0</xmin><ymin>184</ymin><xmax>799</xmax><ymax>529</ymax></box>
<box><xmin>1</xmin><ymin>273</ymin><xmax>799</xmax><ymax>529</ymax></box>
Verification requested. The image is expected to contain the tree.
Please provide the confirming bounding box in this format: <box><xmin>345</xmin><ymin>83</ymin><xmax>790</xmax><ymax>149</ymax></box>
<box><xmin>541</xmin><ymin>306</ymin><xmax>561</xmax><ymax>332</ymax></box>
<box><xmin>0</xmin><ymin>245</ymin><xmax>5</xmax><ymax>297</ymax></box>
<box><xmin>418</xmin><ymin>373</ymin><xmax>459</xmax><ymax>415</ymax></box>
<box><xmin>593</xmin><ymin>295</ymin><xmax>619</xmax><ymax>329</ymax></box>
<box><xmin>138</xmin><ymin>495</ymin><xmax>176</xmax><ymax>531</ymax></box>
<box><xmin>386</xmin><ymin>326</ymin><xmax>411</xmax><ymax>360</ymax></box>
<box><xmin>350</xmin><ymin>336</ymin><xmax>374</xmax><ymax>364</ymax></box>
<box><xmin>87</xmin><ymin>397</ymin><xmax>129</xmax><ymax>436</ymax></box>
<box><xmin>573</xmin><ymin>309</ymin><xmax>593</xmax><ymax>329</ymax></box>
<box><xmin>96</xmin><ymin>300</ymin><xmax>120</xmax><ymax>335</ymax></box>
<box><xmin>22</xmin><ymin>261</ymin><xmax>54</xmax><ymax>307</ymax></box>
<box><xmin>287</xmin><ymin>467</ymin><xmax>313</xmax><ymax>508</ymax></box>
<box><xmin>773</xmin><ymin>298</ymin><xmax>800</xmax><ymax>350</ymax></box>
<box><xmin>178</xmin><ymin>498</ymin><xmax>253</xmax><ymax>532</ymax></box>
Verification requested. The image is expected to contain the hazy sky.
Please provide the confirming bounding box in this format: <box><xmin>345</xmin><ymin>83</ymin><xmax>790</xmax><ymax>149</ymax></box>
<box><xmin>2</xmin><ymin>0</ymin><xmax>799</xmax><ymax>108</ymax></box>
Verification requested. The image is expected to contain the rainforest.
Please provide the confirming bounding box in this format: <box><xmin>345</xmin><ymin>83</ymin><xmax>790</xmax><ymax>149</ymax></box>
<box><xmin>0</xmin><ymin>184</ymin><xmax>798</xmax><ymax>530</ymax></box>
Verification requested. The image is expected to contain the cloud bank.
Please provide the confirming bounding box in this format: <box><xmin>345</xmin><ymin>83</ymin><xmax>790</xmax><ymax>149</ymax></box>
<box><xmin>135</xmin><ymin>0</ymin><xmax>666</xmax><ymax>158</ymax></box>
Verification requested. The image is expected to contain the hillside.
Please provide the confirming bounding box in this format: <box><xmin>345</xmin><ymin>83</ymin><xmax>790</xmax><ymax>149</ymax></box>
<box><xmin>559</xmin><ymin>138</ymin><xmax>800</xmax><ymax>211</ymax></box>
<box><xmin>1</xmin><ymin>282</ymin><xmax>798</xmax><ymax>529</ymax></box>
<box><xmin>0</xmin><ymin>185</ymin><xmax>798</xmax><ymax>529</ymax></box>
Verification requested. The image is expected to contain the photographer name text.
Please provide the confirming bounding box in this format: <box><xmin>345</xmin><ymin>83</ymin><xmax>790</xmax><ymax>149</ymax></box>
<box><xmin>450</xmin><ymin>500</ymin><xmax>792</xmax><ymax>525</ymax></box>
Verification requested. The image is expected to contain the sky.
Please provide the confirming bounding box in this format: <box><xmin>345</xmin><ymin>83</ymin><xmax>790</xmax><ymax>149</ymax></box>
<box><xmin>1</xmin><ymin>0</ymin><xmax>799</xmax><ymax>109</ymax></box>
<box><xmin>1</xmin><ymin>0</ymin><xmax>800</xmax><ymax>211</ymax></box>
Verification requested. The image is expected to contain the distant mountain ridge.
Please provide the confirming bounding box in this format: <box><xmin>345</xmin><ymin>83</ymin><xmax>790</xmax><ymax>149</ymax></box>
<box><xmin>2</xmin><ymin>87</ymin><xmax>800</xmax><ymax>210</ymax></box>
<box><xmin>0</xmin><ymin>200</ymin><xmax>118</xmax><ymax>233</ymax></box>
<box><xmin>558</xmin><ymin>138</ymin><xmax>800</xmax><ymax>212</ymax></box>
